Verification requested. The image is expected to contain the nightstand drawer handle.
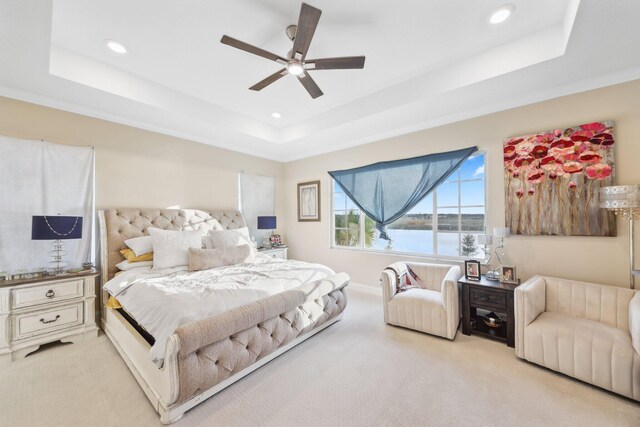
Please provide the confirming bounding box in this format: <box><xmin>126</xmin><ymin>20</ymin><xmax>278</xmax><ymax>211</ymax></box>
<box><xmin>40</xmin><ymin>315</ymin><xmax>60</xmax><ymax>324</ymax></box>
<box><xmin>45</xmin><ymin>290</ymin><xmax>55</xmax><ymax>299</ymax></box>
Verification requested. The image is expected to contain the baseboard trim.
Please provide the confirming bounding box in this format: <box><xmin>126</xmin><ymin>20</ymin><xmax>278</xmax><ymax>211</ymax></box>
<box><xmin>348</xmin><ymin>282</ymin><xmax>382</xmax><ymax>296</ymax></box>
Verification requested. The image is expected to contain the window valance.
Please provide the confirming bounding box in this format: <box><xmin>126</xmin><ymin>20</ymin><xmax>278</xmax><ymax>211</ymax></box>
<box><xmin>328</xmin><ymin>146</ymin><xmax>478</xmax><ymax>240</ymax></box>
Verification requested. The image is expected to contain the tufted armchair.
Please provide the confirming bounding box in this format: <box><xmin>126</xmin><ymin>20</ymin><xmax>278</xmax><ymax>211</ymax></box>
<box><xmin>515</xmin><ymin>276</ymin><xmax>640</xmax><ymax>401</ymax></box>
<box><xmin>381</xmin><ymin>262</ymin><xmax>462</xmax><ymax>340</ymax></box>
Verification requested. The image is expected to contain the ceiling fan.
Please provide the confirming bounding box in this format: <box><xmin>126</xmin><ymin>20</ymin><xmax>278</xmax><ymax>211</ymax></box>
<box><xmin>220</xmin><ymin>2</ymin><xmax>365</xmax><ymax>99</ymax></box>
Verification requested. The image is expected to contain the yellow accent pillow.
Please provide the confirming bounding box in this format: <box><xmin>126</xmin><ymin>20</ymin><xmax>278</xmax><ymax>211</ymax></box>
<box><xmin>106</xmin><ymin>296</ymin><xmax>122</xmax><ymax>309</ymax></box>
<box><xmin>119</xmin><ymin>248</ymin><xmax>153</xmax><ymax>262</ymax></box>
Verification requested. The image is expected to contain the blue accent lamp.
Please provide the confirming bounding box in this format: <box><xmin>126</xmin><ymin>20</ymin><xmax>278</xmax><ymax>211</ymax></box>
<box><xmin>257</xmin><ymin>216</ymin><xmax>277</xmax><ymax>248</ymax></box>
<box><xmin>32</xmin><ymin>215</ymin><xmax>83</xmax><ymax>274</ymax></box>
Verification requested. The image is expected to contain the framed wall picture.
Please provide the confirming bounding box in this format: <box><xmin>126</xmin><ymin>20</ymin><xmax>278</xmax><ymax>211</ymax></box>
<box><xmin>504</xmin><ymin>121</ymin><xmax>616</xmax><ymax>237</ymax></box>
<box><xmin>297</xmin><ymin>180</ymin><xmax>321</xmax><ymax>222</ymax></box>
<box><xmin>465</xmin><ymin>260</ymin><xmax>481</xmax><ymax>281</ymax></box>
<box><xmin>501</xmin><ymin>265</ymin><xmax>518</xmax><ymax>284</ymax></box>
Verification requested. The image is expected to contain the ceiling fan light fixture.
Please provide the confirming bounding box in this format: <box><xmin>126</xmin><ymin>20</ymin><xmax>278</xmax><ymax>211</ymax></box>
<box><xmin>105</xmin><ymin>39</ymin><xmax>127</xmax><ymax>54</ymax></box>
<box><xmin>489</xmin><ymin>4</ymin><xmax>514</xmax><ymax>24</ymax></box>
<box><xmin>286</xmin><ymin>62</ymin><xmax>305</xmax><ymax>76</ymax></box>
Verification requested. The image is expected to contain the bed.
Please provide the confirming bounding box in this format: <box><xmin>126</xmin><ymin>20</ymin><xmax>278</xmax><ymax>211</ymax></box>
<box><xmin>98</xmin><ymin>208</ymin><xmax>349</xmax><ymax>424</ymax></box>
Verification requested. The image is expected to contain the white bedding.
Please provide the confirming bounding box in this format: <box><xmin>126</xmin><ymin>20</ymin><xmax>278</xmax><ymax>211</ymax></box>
<box><xmin>103</xmin><ymin>255</ymin><xmax>334</xmax><ymax>365</ymax></box>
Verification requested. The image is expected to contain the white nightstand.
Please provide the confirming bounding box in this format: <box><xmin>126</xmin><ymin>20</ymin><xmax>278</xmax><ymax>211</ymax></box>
<box><xmin>258</xmin><ymin>246</ymin><xmax>288</xmax><ymax>260</ymax></box>
<box><xmin>0</xmin><ymin>270</ymin><xmax>99</xmax><ymax>361</ymax></box>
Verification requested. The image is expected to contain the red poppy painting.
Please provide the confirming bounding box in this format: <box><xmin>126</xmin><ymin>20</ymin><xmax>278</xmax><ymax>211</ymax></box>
<box><xmin>504</xmin><ymin>121</ymin><xmax>616</xmax><ymax>236</ymax></box>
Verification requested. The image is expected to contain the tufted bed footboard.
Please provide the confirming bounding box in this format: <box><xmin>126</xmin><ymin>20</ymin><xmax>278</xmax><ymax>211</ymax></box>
<box><xmin>102</xmin><ymin>273</ymin><xmax>348</xmax><ymax>424</ymax></box>
<box><xmin>174</xmin><ymin>274</ymin><xmax>348</xmax><ymax>406</ymax></box>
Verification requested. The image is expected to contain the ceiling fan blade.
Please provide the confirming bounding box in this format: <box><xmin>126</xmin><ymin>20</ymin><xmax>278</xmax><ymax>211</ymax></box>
<box><xmin>221</xmin><ymin>35</ymin><xmax>286</xmax><ymax>63</ymax></box>
<box><xmin>291</xmin><ymin>3</ymin><xmax>322</xmax><ymax>60</ymax></box>
<box><xmin>249</xmin><ymin>68</ymin><xmax>287</xmax><ymax>91</ymax></box>
<box><xmin>297</xmin><ymin>72</ymin><xmax>323</xmax><ymax>99</ymax></box>
<box><xmin>306</xmin><ymin>56</ymin><xmax>366</xmax><ymax>70</ymax></box>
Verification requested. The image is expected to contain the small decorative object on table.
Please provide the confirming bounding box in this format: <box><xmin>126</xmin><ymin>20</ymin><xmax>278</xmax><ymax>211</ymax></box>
<box><xmin>483</xmin><ymin>311</ymin><xmax>503</xmax><ymax>328</ymax></box>
<box><xmin>269</xmin><ymin>233</ymin><xmax>283</xmax><ymax>247</ymax></box>
<box><xmin>464</xmin><ymin>260</ymin><xmax>481</xmax><ymax>281</ymax></box>
<box><xmin>500</xmin><ymin>265</ymin><xmax>518</xmax><ymax>284</ymax></box>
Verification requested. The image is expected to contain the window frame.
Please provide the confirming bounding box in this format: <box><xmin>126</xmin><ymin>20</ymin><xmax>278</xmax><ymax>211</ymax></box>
<box><xmin>329</xmin><ymin>151</ymin><xmax>487</xmax><ymax>261</ymax></box>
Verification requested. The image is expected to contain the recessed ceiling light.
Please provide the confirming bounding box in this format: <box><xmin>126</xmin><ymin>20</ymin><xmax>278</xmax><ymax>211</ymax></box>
<box><xmin>489</xmin><ymin>4</ymin><xmax>514</xmax><ymax>24</ymax></box>
<box><xmin>105</xmin><ymin>39</ymin><xmax>127</xmax><ymax>54</ymax></box>
<box><xmin>271</xmin><ymin>112</ymin><xmax>282</xmax><ymax>119</ymax></box>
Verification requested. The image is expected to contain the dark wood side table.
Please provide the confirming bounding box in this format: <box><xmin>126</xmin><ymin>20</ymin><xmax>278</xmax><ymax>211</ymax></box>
<box><xmin>460</xmin><ymin>275</ymin><xmax>518</xmax><ymax>347</ymax></box>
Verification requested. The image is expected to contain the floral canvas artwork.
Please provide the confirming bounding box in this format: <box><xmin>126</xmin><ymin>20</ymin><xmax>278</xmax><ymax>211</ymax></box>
<box><xmin>504</xmin><ymin>121</ymin><xmax>616</xmax><ymax>236</ymax></box>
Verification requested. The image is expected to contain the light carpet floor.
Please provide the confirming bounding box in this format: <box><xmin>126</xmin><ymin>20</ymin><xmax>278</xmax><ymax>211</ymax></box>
<box><xmin>0</xmin><ymin>289</ymin><xmax>637</xmax><ymax>427</ymax></box>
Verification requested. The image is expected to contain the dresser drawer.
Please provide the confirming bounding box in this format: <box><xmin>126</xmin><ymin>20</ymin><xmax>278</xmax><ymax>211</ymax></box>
<box><xmin>267</xmin><ymin>250</ymin><xmax>285</xmax><ymax>259</ymax></box>
<box><xmin>12</xmin><ymin>302</ymin><xmax>84</xmax><ymax>341</ymax></box>
<box><xmin>470</xmin><ymin>288</ymin><xmax>506</xmax><ymax>310</ymax></box>
<box><xmin>11</xmin><ymin>279</ymin><xmax>84</xmax><ymax>309</ymax></box>
<box><xmin>261</xmin><ymin>249</ymin><xmax>287</xmax><ymax>259</ymax></box>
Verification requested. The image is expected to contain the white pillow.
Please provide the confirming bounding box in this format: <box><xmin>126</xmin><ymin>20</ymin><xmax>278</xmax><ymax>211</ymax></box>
<box><xmin>148</xmin><ymin>228</ymin><xmax>203</xmax><ymax>270</ymax></box>
<box><xmin>204</xmin><ymin>227</ymin><xmax>253</xmax><ymax>249</ymax></box>
<box><xmin>116</xmin><ymin>260</ymin><xmax>153</xmax><ymax>271</ymax></box>
<box><xmin>124</xmin><ymin>235</ymin><xmax>153</xmax><ymax>256</ymax></box>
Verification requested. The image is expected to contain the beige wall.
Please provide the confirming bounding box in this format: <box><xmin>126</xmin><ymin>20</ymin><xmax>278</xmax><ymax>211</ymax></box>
<box><xmin>283</xmin><ymin>79</ymin><xmax>640</xmax><ymax>289</ymax></box>
<box><xmin>0</xmin><ymin>97</ymin><xmax>285</xmax><ymax>220</ymax></box>
<box><xmin>3</xmin><ymin>78</ymin><xmax>640</xmax><ymax>290</ymax></box>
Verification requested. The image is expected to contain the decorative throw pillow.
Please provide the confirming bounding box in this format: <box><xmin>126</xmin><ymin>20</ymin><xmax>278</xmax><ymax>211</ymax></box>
<box><xmin>116</xmin><ymin>260</ymin><xmax>153</xmax><ymax>271</ymax></box>
<box><xmin>398</xmin><ymin>265</ymin><xmax>424</xmax><ymax>292</ymax></box>
<box><xmin>119</xmin><ymin>248</ymin><xmax>153</xmax><ymax>262</ymax></box>
<box><xmin>204</xmin><ymin>227</ymin><xmax>254</xmax><ymax>250</ymax></box>
<box><xmin>188</xmin><ymin>244</ymin><xmax>255</xmax><ymax>271</ymax></box>
<box><xmin>148</xmin><ymin>228</ymin><xmax>203</xmax><ymax>270</ymax></box>
<box><xmin>124</xmin><ymin>235</ymin><xmax>154</xmax><ymax>257</ymax></box>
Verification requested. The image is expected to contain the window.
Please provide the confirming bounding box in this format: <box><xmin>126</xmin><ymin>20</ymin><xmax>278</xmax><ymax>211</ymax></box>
<box><xmin>331</xmin><ymin>153</ymin><xmax>485</xmax><ymax>258</ymax></box>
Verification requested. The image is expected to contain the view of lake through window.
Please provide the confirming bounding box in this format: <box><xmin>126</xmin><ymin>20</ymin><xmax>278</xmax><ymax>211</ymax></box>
<box><xmin>332</xmin><ymin>153</ymin><xmax>485</xmax><ymax>258</ymax></box>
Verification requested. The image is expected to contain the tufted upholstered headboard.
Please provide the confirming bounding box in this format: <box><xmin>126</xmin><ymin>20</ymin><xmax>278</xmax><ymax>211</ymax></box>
<box><xmin>98</xmin><ymin>208</ymin><xmax>246</xmax><ymax>284</ymax></box>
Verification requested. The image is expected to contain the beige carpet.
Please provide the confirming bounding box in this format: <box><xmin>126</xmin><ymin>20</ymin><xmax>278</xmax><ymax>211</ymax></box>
<box><xmin>0</xmin><ymin>289</ymin><xmax>637</xmax><ymax>427</ymax></box>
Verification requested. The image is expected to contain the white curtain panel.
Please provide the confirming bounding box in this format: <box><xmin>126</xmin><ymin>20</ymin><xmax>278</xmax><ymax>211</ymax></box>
<box><xmin>239</xmin><ymin>173</ymin><xmax>275</xmax><ymax>245</ymax></box>
<box><xmin>0</xmin><ymin>136</ymin><xmax>95</xmax><ymax>273</ymax></box>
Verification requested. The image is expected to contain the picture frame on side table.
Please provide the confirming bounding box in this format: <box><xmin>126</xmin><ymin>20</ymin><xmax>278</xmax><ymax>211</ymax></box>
<box><xmin>297</xmin><ymin>180</ymin><xmax>321</xmax><ymax>222</ymax></box>
<box><xmin>501</xmin><ymin>265</ymin><xmax>518</xmax><ymax>284</ymax></box>
<box><xmin>465</xmin><ymin>260</ymin><xmax>481</xmax><ymax>281</ymax></box>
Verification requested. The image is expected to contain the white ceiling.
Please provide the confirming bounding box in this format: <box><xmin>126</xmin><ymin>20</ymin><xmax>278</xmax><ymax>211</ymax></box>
<box><xmin>1</xmin><ymin>1</ymin><xmax>640</xmax><ymax>161</ymax></box>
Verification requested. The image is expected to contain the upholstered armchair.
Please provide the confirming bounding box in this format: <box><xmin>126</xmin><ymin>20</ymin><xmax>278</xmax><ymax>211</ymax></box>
<box><xmin>515</xmin><ymin>276</ymin><xmax>640</xmax><ymax>401</ymax></box>
<box><xmin>380</xmin><ymin>262</ymin><xmax>462</xmax><ymax>340</ymax></box>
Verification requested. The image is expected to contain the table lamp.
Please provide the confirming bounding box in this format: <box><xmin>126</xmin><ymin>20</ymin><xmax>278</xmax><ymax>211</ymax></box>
<box><xmin>600</xmin><ymin>185</ymin><xmax>640</xmax><ymax>289</ymax></box>
<box><xmin>486</xmin><ymin>227</ymin><xmax>510</xmax><ymax>281</ymax></box>
<box><xmin>257</xmin><ymin>216</ymin><xmax>277</xmax><ymax>248</ymax></box>
<box><xmin>477</xmin><ymin>234</ymin><xmax>494</xmax><ymax>264</ymax></box>
<box><xmin>32</xmin><ymin>215</ymin><xmax>83</xmax><ymax>275</ymax></box>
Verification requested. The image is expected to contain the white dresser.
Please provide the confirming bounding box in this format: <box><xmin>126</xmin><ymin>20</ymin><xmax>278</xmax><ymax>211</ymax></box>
<box><xmin>0</xmin><ymin>271</ymin><xmax>99</xmax><ymax>361</ymax></box>
<box><xmin>258</xmin><ymin>246</ymin><xmax>288</xmax><ymax>260</ymax></box>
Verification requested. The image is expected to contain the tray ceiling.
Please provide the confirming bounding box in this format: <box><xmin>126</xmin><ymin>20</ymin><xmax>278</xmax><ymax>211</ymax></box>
<box><xmin>2</xmin><ymin>0</ymin><xmax>640</xmax><ymax>160</ymax></box>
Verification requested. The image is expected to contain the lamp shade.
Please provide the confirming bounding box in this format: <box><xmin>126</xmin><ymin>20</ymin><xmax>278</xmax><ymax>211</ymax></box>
<box><xmin>493</xmin><ymin>227</ymin><xmax>510</xmax><ymax>238</ymax></box>
<box><xmin>257</xmin><ymin>216</ymin><xmax>277</xmax><ymax>230</ymax></box>
<box><xmin>32</xmin><ymin>216</ymin><xmax>83</xmax><ymax>240</ymax></box>
<box><xmin>600</xmin><ymin>185</ymin><xmax>640</xmax><ymax>218</ymax></box>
